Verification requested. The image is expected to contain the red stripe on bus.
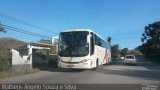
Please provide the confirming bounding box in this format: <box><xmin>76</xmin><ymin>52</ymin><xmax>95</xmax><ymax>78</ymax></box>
<box><xmin>106</xmin><ymin>49</ymin><xmax>108</xmax><ymax>64</ymax></box>
<box><xmin>102</xmin><ymin>49</ymin><xmax>108</xmax><ymax>64</ymax></box>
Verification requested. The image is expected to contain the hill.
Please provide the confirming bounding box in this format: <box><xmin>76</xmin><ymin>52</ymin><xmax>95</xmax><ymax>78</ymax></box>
<box><xmin>0</xmin><ymin>37</ymin><xmax>27</xmax><ymax>60</ymax></box>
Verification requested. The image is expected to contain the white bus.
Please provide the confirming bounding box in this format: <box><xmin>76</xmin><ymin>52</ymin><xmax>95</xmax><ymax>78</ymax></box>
<box><xmin>58</xmin><ymin>29</ymin><xmax>111</xmax><ymax>69</ymax></box>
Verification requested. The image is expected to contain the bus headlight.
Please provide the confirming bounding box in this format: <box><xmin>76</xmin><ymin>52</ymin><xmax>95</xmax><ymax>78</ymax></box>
<box><xmin>80</xmin><ymin>59</ymin><xmax>88</xmax><ymax>63</ymax></box>
<box><xmin>60</xmin><ymin>60</ymin><xmax>65</xmax><ymax>63</ymax></box>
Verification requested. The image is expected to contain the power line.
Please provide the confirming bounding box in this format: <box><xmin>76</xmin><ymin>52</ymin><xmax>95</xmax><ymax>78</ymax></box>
<box><xmin>0</xmin><ymin>22</ymin><xmax>6</xmax><ymax>33</ymax></box>
<box><xmin>1</xmin><ymin>23</ymin><xmax>141</xmax><ymax>42</ymax></box>
<box><xmin>1</xmin><ymin>24</ymin><xmax>52</xmax><ymax>39</ymax></box>
<box><xmin>0</xmin><ymin>12</ymin><xmax>58</xmax><ymax>34</ymax></box>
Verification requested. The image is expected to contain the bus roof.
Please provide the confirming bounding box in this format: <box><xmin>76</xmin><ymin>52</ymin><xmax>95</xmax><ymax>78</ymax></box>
<box><xmin>61</xmin><ymin>29</ymin><xmax>110</xmax><ymax>45</ymax></box>
<box><xmin>62</xmin><ymin>29</ymin><xmax>92</xmax><ymax>32</ymax></box>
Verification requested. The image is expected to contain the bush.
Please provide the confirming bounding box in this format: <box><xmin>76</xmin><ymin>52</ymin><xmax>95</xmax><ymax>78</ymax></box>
<box><xmin>0</xmin><ymin>59</ymin><xmax>10</xmax><ymax>71</ymax></box>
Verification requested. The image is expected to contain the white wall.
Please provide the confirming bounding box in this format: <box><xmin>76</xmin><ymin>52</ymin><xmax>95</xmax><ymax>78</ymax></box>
<box><xmin>11</xmin><ymin>49</ymin><xmax>30</xmax><ymax>65</ymax></box>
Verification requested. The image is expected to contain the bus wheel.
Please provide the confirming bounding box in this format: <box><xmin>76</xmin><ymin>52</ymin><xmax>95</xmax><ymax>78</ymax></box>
<box><xmin>96</xmin><ymin>60</ymin><xmax>99</xmax><ymax>69</ymax></box>
<box><xmin>92</xmin><ymin>60</ymin><xmax>98</xmax><ymax>71</ymax></box>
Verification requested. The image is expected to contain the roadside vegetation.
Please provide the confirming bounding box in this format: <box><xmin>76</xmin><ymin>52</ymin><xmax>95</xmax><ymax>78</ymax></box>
<box><xmin>137</xmin><ymin>21</ymin><xmax>160</xmax><ymax>61</ymax></box>
<box><xmin>111</xmin><ymin>44</ymin><xmax>142</xmax><ymax>56</ymax></box>
<box><xmin>106</xmin><ymin>22</ymin><xmax>160</xmax><ymax>61</ymax></box>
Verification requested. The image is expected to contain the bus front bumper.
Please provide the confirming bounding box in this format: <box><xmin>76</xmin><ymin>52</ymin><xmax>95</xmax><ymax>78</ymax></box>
<box><xmin>58</xmin><ymin>61</ymin><xmax>93</xmax><ymax>69</ymax></box>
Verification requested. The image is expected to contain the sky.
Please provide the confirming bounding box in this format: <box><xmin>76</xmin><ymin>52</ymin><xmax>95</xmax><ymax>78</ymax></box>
<box><xmin>0</xmin><ymin>0</ymin><xmax>160</xmax><ymax>49</ymax></box>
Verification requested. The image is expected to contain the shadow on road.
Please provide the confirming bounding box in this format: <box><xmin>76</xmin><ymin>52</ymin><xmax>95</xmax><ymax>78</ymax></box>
<box><xmin>34</xmin><ymin>65</ymin><xmax>85</xmax><ymax>73</ymax></box>
<box><xmin>109</xmin><ymin>60</ymin><xmax>124</xmax><ymax>65</ymax></box>
<box><xmin>98</xmin><ymin>58</ymin><xmax>160</xmax><ymax>80</ymax></box>
<box><xmin>97</xmin><ymin>68</ymin><xmax>160</xmax><ymax>80</ymax></box>
<box><xmin>110</xmin><ymin>58</ymin><xmax>160</xmax><ymax>69</ymax></box>
<box><xmin>50</xmin><ymin>68</ymin><xmax>85</xmax><ymax>72</ymax></box>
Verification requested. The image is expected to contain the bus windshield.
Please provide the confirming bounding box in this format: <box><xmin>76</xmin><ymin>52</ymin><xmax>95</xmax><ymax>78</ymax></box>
<box><xmin>58</xmin><ymin>31</ymin><xmax>89</xmax><ymax>57</ymax></box>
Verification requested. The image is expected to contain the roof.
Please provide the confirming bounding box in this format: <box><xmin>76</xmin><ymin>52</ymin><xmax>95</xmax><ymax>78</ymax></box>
<box><xmin>13</xmin><ymin>42</ymin><xmax>54</xmax><ymax>50</ymax></box>
<box><xmin>62</xmin><ymin>29</ymin><xmax>93</xmax><ymax>32</ymax></box>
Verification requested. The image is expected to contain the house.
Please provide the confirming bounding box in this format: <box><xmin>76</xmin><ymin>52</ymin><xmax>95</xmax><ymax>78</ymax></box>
<box><xmin>10</xmin><ymin>42</ymin><xmax>54</xmax><ymax>70</ymax></box>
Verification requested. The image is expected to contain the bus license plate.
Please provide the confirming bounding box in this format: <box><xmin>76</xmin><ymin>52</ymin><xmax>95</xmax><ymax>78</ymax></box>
<box><xmin>67</xmin><ymin>65</ymin><xmax>74</xmax><ymax>67</ymax></box>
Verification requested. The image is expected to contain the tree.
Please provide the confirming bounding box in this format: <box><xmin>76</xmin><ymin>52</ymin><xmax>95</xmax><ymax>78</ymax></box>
<box><xmin>128</xmin><ymin>50</ymin><xmax>142</xmax><ymax>56</ymax></box>
<box><xmin>120</xmin><ymin>48</ymin><xmax>128</xmax><ymax>56</ymax></box>
<box><xmin>141</xmin><ymin>22</ymin><xmax>160</xmax><ymax>44</ymax></box>
<box><xmin>107</xmin><ymin>36</ymin><xmax>112</xmax><ymax>44</ymax></box>
<box><xmin>111</xmin><ymin>44</ymin><xmax>120</xmax><ymax>56</ymax></box>
<box><xmin>138</xmin><ymin>21</ymin><xmax>160</xmax><ymax>60</ymax></box>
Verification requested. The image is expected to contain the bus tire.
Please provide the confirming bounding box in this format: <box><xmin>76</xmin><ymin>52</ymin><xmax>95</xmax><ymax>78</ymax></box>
<box><xmin>92</xmin><ymin>60</ymin><xmax>99</xmax><ymax>70</ymax></box>
<box><xmin>96</xmin><ymin>60</ymin><xmax>99</xmax><ymax>68</ymax></box>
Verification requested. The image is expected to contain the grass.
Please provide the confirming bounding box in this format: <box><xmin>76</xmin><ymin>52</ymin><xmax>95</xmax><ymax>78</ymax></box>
<box><xmin>0</xmin><ymin>68</ymin><xmax>40</xmax><ymax>79</ymax></box>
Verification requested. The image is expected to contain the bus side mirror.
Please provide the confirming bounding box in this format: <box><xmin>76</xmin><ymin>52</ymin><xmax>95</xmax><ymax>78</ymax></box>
<box><xmin>87</xmin><ymin>35</ymin><xmax>91</xmax><ymax>43</ymax></box>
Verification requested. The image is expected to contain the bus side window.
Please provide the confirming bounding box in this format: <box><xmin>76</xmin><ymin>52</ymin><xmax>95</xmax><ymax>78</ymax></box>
<box><xmin>97</xmin><ymin>36</ymin><xmax>102</xmax><ymax>46</ymax></box>
<box><xmin>90</xmin><ymin>32</ymin><xmax>94</xmax><ymax>55</ymax></box>
<box><xmin>95</xmin><ymin>35</ymin><xmax>98</xmax><ymax>45</ymax></box>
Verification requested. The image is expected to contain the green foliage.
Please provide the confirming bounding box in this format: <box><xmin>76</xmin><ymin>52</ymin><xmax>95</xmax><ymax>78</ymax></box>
<box><xmin>141</xmin><ymin>21</ymin><xmax>160</xmax><ymax>43</ymax></box>
<box><xmin>0</xmin><ymin>59</ymin><xmax>10</xmax><ymax>71</ymax></box>
<box><xmin>111</xmin><ymin>44</ymin><xmax>120</xmax><ymax>56</ymax></box>
<box><xmin>120</xmin><ymin>48</ymin><xmax>128</xmax><ymax>56</ymax></box>
<box><xmin>0</xmin><ymin>45</ymin><xmax>8</xmax><ymax>60</ymax></box>
<box><xmin>106</xmin><ymin>36</ymin><xmax>112</xmax><ymax>44</ymax></box>
<box><xmin>128</xmin><ymin>50</ymin><xmax>142</xmax><ymax>56</ymax></box>
<box><xmin>138</xmin><ymin>21</ymin><xmax>160</xmax><ymax>60</ymax></box>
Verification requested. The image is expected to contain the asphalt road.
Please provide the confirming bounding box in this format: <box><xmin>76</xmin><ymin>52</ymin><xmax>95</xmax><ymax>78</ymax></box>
<box><xmin>0</xmin><ymin>58</ymin><xmax>160</xmax><ymax>84</ymax></box>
